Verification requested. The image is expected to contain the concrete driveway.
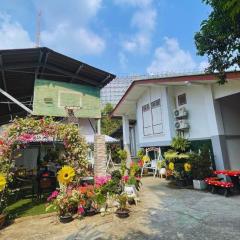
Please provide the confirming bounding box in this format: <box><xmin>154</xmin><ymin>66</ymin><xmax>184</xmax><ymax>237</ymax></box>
<box><xmin>1</xmin><ymin>178</ymin><xmax>240</xmax><ymax>240</ymax></box>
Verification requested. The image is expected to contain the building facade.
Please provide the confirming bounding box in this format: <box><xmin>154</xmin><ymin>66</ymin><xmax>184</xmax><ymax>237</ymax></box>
<box><xmin>112</xmin><ymin>71</ymin><xmax>240</xmax><ymax>170</ymax></box>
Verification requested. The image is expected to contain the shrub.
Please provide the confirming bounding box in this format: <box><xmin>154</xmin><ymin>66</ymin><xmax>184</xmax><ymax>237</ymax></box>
<box><xmin>189</xmin><ymin>149</ymin><xmax>212</xmax><ymax>180</ymax></box>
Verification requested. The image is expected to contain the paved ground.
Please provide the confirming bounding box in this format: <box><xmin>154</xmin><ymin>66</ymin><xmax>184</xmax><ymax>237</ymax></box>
<box><xmin>1</xmin><ymin>178</ymin><xmax>240</xmax><ymax>240</ymax></box>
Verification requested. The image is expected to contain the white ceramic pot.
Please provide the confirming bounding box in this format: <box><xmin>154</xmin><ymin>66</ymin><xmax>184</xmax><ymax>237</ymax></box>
<box><xmin>124</xmin><ymin>185</ymin><xmax>138</xmax><ymax>198</ymax></box>
<box><xmin>159</xmin><ymin>168</ymin><xmax>166</xmax><ymax>175</ymax></box>
<box><xmin>193</xmin><ymin>179</ymin><xmax>207</xmax><ymax>190</ymax></box>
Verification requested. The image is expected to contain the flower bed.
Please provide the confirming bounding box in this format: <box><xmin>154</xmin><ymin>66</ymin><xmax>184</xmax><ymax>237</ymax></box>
<box><xmin>46</xmin><ymin>157</ymin><xmax>142</xmax><ymax>222</ymax></box>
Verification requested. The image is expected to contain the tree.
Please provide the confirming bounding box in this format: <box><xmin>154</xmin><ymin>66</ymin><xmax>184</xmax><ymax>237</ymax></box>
<box><xmin>195</xmin><ymin>0</ymin><xmax>240</xmax><ymax>84</ymax></box>
<box><xmin>101</xmin><ymin>103</ymin><xmax>121</xmax><ymax>135</ymax></box>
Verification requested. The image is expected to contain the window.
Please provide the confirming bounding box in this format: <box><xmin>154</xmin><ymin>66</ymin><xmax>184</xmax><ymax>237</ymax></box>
<box><xmin>151</xmin><ymin>99</ymin><xmax>160</xmax><ymax>108</ymax></box>
<box><xmin>151</xmin><ymin>98</ymin><xmax>163</xmax><ymax>134</ymax></box>
<box><xmin>142</xmin><ymin>98</ymin><xmax>163</xmax><ymax>136</ymax></box>
<box><xmin>142</xmin><ymin>104</ymin><xmax>153</xmax><ymax>136</ymax></box>
<box><xmin>142</xmin><ymin>104</ymin><xmax>150</xmax><ymax>112</ymax></box>
<box><xmin>178</xmin><ymin>93</ymin><xmax>187</xmax><ymax>106</ymax></box>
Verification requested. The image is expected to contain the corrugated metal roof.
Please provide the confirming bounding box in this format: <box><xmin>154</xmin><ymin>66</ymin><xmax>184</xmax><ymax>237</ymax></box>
<box><xmin>0</xmin><ymin>47</ymin><xmax>115</xmax><ymax>125</ymax></box>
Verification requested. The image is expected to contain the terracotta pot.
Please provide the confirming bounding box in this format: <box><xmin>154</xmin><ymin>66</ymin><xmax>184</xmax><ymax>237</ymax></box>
<box><xmin>0</xmin><ymin>213</ymin><xmax>6</xmax><ymax>228</ymax></box>
<box><xmin>115</xmin><ymin>208</ymin><xmax>130</xmax><ymax>218</ymax></box>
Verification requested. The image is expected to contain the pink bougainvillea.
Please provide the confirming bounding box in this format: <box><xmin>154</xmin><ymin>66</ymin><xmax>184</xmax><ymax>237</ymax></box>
<box><xmin>18</xmin><ymin>133</ymin><xmax>35</xmax><ymax>143</ymax></box>
<box><xmin>94</xmin><ymin>176</ymin><xmax>111</xmax><ymax>186</ymax></box>
<box><xmin>47</xmin><ymin>190</ymin><xmax>59</xmax><ymax>202</ymax></box>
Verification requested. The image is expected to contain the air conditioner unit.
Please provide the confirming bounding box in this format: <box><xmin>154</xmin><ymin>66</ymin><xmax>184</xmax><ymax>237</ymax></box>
<box><xmin>175</xmin><ymin>119</ymin><xmax>190</xmax><ymax>130</ymax></box>
<box><xmin>174</xmin><ymin>107</ymin><xmax>188</xmax><ymax>118</ymax></box>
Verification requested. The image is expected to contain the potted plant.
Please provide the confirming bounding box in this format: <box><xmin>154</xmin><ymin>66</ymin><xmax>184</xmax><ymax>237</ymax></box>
<box><xmin>115</xmin><ymin>193</ymin><xmax>129</xmax><ymax>218</ymax></box>
<box><xmin>164</xmin><ymin>136</ymin><xmax>192</xmax><ymax>187</ymax></box>
<box><xmin>46</xmin><ymin>166</ymin><xmax>78</xmax><ymax>223</ymax></box>
<box><xmin>189</xmin><ymin>148</ymin><xmax>212</xmax><ymax>190</ymax></box>
<box><xmin>157</xmin><ymin>159</ymin><xmax>167</xmax><ymax>178</ymax></box>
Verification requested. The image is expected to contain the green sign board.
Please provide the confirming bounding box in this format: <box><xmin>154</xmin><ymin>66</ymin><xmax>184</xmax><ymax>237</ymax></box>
<box><xmin>33</xmin><ymin>79</ymin><xmax>101</xmax><ymax>118</ymax></box>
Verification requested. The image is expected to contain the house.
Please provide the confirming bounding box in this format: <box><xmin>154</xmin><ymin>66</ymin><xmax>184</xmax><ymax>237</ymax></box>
<box><xmin>0</xmin><ymin>47</ymin><xmax>115</xmax><ymax>170</ymax></box>
<box><xmin>111</xmin><ymin>71</ymin><xmax>240</xmax><ymax>170</ymax></box>
<box><xmin>0</xmin><ymin>47</ymin><xmax>115</xmax><ymax>134</ymax></box>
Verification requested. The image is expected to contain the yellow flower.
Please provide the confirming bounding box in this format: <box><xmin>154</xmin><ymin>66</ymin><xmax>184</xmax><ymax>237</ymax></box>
<box><xmin>142</xmin><ymin>155</ymin><xmax>150</xmax><ymax>163</ymax></box>
<box><xmin>57</xmin><ymin>166</ymin><xmax>75</xmax><ymax>185</ymax></box>
<box><xmin>0</xmin><ymin>174</ymin><xmax>6</xmax><ymax>192</ymax></box>
<box><xmin>184</xmin><ymin>163</ymin><xmax>191</xmax><ymax>172</ymax></box>
<box><xmin>168</xmin><ymin>162</ymin><xmax>174</xmax><ymax>171</ymax></box>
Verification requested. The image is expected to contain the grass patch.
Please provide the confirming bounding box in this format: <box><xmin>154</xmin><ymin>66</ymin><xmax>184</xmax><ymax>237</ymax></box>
<box><xmin>6</xmin><ymin>198</ymin><xmax>55</xmax><ymax>219</ymax></box>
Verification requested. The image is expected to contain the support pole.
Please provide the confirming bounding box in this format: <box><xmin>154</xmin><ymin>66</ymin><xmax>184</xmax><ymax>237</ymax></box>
<box><xmin>122</xmin><ymin>115</ymin><xmax>131</xmax><ymax>167</ymax></box>
<box><xmin>0</xmin><ymin>87</ymin><xmax>33</xmax><ymax>115</ymax></box>
<box><xmin>97</xmin><ymin>119</ymin><xmax>101</xmax><ymax>135</ymax></box>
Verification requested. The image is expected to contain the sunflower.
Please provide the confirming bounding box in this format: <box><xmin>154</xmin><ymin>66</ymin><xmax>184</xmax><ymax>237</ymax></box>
<box><xmin>57</xmin><ymin>166</ymin><xmax>75</xmax><ymax>185</ymax></box>
<box><xmin>0</xmin><ymin>174</ymin><xmax>6</xmax><ymax>192</ymax></box>
<box><xmin>142</xmin><ymin>155</ymin><xmax>150</xmax><ymax>163</ymax></box>
<box><xmin>168</xmin><ymin>162</ymin><xmax>174</xmax><ymax>171</ymax></box>
<box><xmin>184</xmin><ymin>163</ymin><xmax>191</xmax><ymax>172</ymax></box>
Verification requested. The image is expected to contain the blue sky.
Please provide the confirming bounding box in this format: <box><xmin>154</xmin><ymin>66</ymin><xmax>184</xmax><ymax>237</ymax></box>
<box><xmin>0</xmin><ymin>0</ymin><xmax>211</xmax><ymax>76</ymax></box>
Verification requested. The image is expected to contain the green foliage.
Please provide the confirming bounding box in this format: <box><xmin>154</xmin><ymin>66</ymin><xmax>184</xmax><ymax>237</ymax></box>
<box><xmin>137</xmin><ymin>148</ymin><xmax>145</xmax><ymax>160</ymax></box>
<box><xmin>0</xmin><ymin>117</ymin><xmax>89</xmax><ymax>213</ymax></box>
<box><xmin>101</xmin><ymin>103</ymin><xmax>121</xmax><ymax>135</ymax></box>
<box><xmin>171</xmin><ymin>136</ymin><xmax>190</xmax><ymax>152</ymax></box>
<box><xmin>100</xmin><ymin>179</ymin><xmax>122</xmax><ymax>196</ymax></box>
<box><xmin>116</xmin><ymin>193</ymin><xmax>128</xmax><ymax>210</ymax></box>
<box><xmin>108</xmin><ymin>144</ymin><xmax>121</xmax><ymax>163</ymax></box>
<box><xmin>195</xmin><ymin>0</ymin><xmax>240</xmax><ymax>84</ymax></box>
<box><xmin>157</xmin><ymin>159</ymin><xmax>166</xmax><ymax>169</ymax></box>
<box><xmin>164</xmin><ymin>150</ymin><xmax>179</xmax><ymax>161</ymax></box>
<box><xmin>189</xmin><ymin>148</ymin><xmax>213</xmax><ymax>180</ymax></box>
<box><xmin>111</xmin><ymin>170</ymin><xmax>122</xmax><ymax>182</ymax></box>
<box><xmin>165</xmin><ymin>136</ymin><xmax>191</xmax><ymax>181</ymax></box>
<box><xmin>118</xmin><ymin>149</ymin><xmax>128</xmax><ymax>175</ymax></box>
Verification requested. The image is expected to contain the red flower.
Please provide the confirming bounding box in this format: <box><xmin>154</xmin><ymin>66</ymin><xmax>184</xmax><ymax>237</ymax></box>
<box><xmin>122</xmin><ymin>175</ymin><xmax>129</xmax><ymax>182</ymax></box>
<box><xmin>78</xmin><ymin>206</ymin><xmax>85</xmax><ymax>215</ymax></box>
<box><xmin>138</xmin><ymin>160</ymin><xmax>144</xmax><ymax>167</ymax></box>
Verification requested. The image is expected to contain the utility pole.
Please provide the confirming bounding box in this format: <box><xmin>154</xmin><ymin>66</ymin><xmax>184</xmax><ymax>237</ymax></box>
<box><xmin>35</xmin><ymin>10</ymin><xmax>42</xmax><ymax>48</ymax></box>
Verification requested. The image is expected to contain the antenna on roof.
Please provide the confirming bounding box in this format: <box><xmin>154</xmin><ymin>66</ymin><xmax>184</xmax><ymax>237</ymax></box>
<box><xmin>35</xmin><ymin>10</ymin><xmax>42</xmax><ymax>48</ymax></box>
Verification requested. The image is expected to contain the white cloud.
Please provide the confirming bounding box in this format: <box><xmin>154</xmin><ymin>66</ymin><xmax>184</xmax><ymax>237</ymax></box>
<box><xmin>147</xmin><ymin>37</ymin><xmax>198</xmax><ymax>74</ymax></box>
<box><xmin>117</xmin><ymin>0</ymin><xmax>156</xmax><ymax>54</ymax></box>
<box><xmin>37</xmin><ymin>0</ymin><xmax>102</xmax><ymax>28</ymax></box>
<box><xmin>199</xmin><ymin>60</ymin><xmax>209</xmax><ymax>70</ymax></box>
<box><xmin>118</xmin><ymin>52</ymin><xmax>128</xmax><ymax>69</ymax></box>
<box><xmin>42</xmin><ymin>23</ymin><xmax>105</xmax><ymax>56</ymax></box>
<box><xmin>0</xmin><ymin>13</ymin><xmax>34</xmax><ymax>49</ymax></box>
<box><xmin>114</xmin><ymin>0</ymin><xmax>152</xmax><ymax>7</ymax></box>
<box><xmin>122</xmin><ymin>32</ymin><xmax>151</xmax><ymax>53</ymax></box>
<box><xmin>36</xmin><ymin>0</ymin><xmax>105</xmax><ymax>56</ymax></box>
<box><xmin>131</xmin><ymin>8</ymin><xmax>156</xmax><ymax>31</ymax></box>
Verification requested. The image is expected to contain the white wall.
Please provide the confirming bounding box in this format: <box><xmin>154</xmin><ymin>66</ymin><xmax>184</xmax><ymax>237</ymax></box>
<box><xmin>219</xmin><ymin>93</ymin><xmax>240</xmax><ymax>135</ymax></box>
<box><xmin>218</xmin><ymin>93</ymin><xmax>240</xmax><ymax>169</ymax></box>
<box><xmin>136</xmin><ymin>86</ymin><xmax>172</xmax><ymax>147</ymax></box>
<box><xmin>170</xmin><ymin>84</ymin><xmax>220</xmax><ymax>139</ymax></box>
<box><xmin>79</xmin><ymin>118</ymin><xmax>96</xmax><ymax>135</ymax></box>
<box><xmin>213</xmin><ymin>80</ymin><xmax>240</xmax><ymax>99</ymax></box>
